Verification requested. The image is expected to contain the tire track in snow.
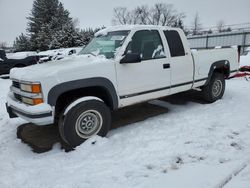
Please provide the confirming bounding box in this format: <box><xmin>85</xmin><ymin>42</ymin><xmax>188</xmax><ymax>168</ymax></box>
<box><xmin>216</xmin><ymin>161</ymin><xmax>249</xmax><ymax>188</ymax></box>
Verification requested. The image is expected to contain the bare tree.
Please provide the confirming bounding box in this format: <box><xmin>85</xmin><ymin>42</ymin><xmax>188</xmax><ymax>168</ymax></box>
<box><xmin>216</xmin><ymin>20</ymin><xmax>225</xmax><ymax>32</ymax></box>
<box><xmin>133</xmin><ymin>5</ymin><xmax>151</xmax><ymax>25</ymax></box>
<box><xmin>192</xmin><ymin>12</ymin><xmax>202</xmax><ymax>35</ymax></box>
<box><xmin>151</xmin><ymin>3</ymin><xmax>185</xmax><ymax>26</ymax></box>
<box><xmin>112</xmin><ymin>7</ymin><xmax>132</xmax><ymax>25</ymax></box>
<box><xmin>0</xmin><ymin>42</ymin><xmax>7</xmax><ymax>49</ymax></box>
<box><xmin>112</xmin><ymin>3</ymin><xmax>185</xmax><ymax>26</ymax></box>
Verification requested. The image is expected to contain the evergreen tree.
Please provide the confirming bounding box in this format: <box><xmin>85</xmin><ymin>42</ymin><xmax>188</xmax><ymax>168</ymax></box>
<box><xmin>208</xmin><ymin>29</ymin><xmax>213</xmax><ymax>34</ymax></box>
<box><xmin>225</xmin><ymin>27</ymin><xmax>232</xmax><ymax>32</ymax></box>
<box><xmin>35</xmin><ymin>24</ymin><xmax>53</xmax><ymax>50</ymax></box>
<box><xmin>13</xmin><ymin>33</ymin><xmax>30</xmax><ymax>52</ymax></box>
<box><xmin>13</xmin><ymin>0</ymin><xmax>106</xmax><ymax>52</ymax></box>
<box><xmin>27</xmin><ymin>0</ymin><xmax>74</xmax><ymax>50</ymax></box>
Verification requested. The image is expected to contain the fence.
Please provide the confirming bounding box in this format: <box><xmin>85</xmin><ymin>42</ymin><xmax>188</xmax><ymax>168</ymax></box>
<box><xmin>187</xmin><ymin>30</ymin><xmax>250</xmax><ymax>54</ymax></box>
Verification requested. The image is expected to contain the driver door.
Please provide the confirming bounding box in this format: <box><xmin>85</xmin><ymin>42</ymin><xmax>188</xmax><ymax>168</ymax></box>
<box><xmin>115</xmin><ymin>30</ymin><xmax>171</xmax><ymax>106</ymax></box>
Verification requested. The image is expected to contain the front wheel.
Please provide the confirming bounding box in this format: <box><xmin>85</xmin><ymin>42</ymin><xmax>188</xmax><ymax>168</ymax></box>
<box><xmin>202</xmin><ymin>73</ymin><xmax>225</xmax><ymax>103</ymax></box>
<box><xmin>58</xmin><ymin>100</ymin><xmax>111</xmax><ymax>148</ymax></box>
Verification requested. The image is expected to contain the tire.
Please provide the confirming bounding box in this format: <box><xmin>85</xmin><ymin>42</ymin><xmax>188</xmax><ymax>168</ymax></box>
<box><xmin>58</xmin><ymin>100</ymin><xmax>111</xmax><ymax>148</ymax></box>
<box><xmin>202</xmin><ymin>72</ymin><xmax>225</xmax><ymax>103</ymax></box>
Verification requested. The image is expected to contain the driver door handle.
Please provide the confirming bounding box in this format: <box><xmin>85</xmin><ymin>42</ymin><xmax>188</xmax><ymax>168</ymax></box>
<box><xmin>163</xmin><ymin>63</ymin><xmax>170</xmax><ymax>69</ymax></box>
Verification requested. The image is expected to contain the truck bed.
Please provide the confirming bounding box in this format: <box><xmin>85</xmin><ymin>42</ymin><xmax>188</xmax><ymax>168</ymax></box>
<box><xmin>192</xmin><ymin>48</ymin><xmax>239</xmax><ymax>82</ymax></box>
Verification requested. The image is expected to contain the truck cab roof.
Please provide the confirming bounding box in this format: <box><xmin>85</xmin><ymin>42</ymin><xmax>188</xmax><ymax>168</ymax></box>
<box><xmin>95</xmin><ymin>25</ymin><xmax>176</xmax><ymax>37</ymax></box>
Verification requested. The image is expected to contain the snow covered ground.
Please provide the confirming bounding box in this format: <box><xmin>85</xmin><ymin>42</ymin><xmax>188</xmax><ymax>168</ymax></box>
<box><xmin>240</xmin><ymin>53</ymin><xmax>250</xmax><ymax>67</ymax></box>
<box><xmin>0</xmin><ymin>58</ymin><xmax>250</xmax><ymax>187</ymax></box>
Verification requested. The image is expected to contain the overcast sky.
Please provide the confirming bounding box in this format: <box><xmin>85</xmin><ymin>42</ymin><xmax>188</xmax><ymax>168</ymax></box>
<box><xmin>0</xmin><ymin>0</ymin><xmax>250</xmax><ymax>46</ymax></box>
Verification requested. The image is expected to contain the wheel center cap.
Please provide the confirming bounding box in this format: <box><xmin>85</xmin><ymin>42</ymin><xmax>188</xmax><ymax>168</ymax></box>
<box><xmin>87</xmin><ymin>121</ymin><xmax>93</xmax><ymax>127</ymax></box>
<box><xmin>75</xmin><ymin>110</ymin><xmax>103</xmax><ymax>139</ymax></box>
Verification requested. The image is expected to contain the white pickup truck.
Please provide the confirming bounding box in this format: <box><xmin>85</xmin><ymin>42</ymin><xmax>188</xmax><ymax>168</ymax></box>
<box><xmin>6</xmin><ymin>25</ymin><xmax>238</xmax><ymax>148</ymax></box>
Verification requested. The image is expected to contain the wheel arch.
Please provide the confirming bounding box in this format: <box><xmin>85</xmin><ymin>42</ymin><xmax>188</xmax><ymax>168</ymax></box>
<box><xmin>48</xmin><ymin>77</ymin><xmax>118</xmax><ymax>119</ymax></box>
<box><xmin>204</xmin><ymin>60</ymin><xmax>230</xmax><ymax>86</ymax></box>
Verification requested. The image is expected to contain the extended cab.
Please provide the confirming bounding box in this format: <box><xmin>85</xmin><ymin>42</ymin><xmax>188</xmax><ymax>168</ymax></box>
<box><xmin>6</xmin><ymin>25</ymin><xmax>239</xmax><ymax>148</ymax></box>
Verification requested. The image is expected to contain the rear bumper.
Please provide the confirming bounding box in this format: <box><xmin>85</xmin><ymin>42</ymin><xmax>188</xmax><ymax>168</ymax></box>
<box><xmin>6</xmin><ymin>93</ymin><xmax>54</xmax><ymax>126</ymax></box>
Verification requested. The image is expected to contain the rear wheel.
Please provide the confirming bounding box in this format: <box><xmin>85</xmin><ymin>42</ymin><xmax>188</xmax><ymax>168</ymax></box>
<box><xmin>58</xmin><ymin>100</ymin><xmax>111</xmax><ymax>148</ymax></box>
<box><xmin>202</xmin><ymin>73</ymin><xmax>225</xmax><ymax>103</ymax></box>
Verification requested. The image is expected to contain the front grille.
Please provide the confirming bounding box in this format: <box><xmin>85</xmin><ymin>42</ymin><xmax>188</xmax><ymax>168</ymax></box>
<box><xmin>12</xmin><ymin>81</ymin><xmax>20</xmax><ymax>89</ymax></box>
<box><xmin>12</xmin><ymin>81</ymin><xmax>22</xmax><ymax>102</ymax></box>
<box><xmin>14</xmin><ymin>93</ymin><xmax>22</xmax><ymax>102</ymax></box>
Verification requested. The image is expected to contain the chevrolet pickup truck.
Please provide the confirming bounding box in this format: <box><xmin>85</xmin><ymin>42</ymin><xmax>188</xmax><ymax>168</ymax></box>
<box><xmin>6</xmin><ymin>25</ymin><xmax>239</xmax><ymax>148</ymax></box>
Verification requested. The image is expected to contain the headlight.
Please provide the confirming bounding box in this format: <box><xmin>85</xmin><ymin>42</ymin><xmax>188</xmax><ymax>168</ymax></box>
<box><xmin>20</xmin><ymin>83</ymin><xmax>42</xmax><ymax>93</ymax></box>
<box><xmin>22</xmin><ymin>96</ymin><xmax>43</xmax><ymax>105</ymax></box>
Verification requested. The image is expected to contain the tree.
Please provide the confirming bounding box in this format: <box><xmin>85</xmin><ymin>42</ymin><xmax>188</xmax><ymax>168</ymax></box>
<box><xmin>112</xmin><ymin>3</ymin><xmax>185</xmax><ymax>27</ymax></box>
<box><xmin>208</xmin><ymin>29</ymin><xmax>213</xmax><ymax>34</ymax></box>
<box><xmin>225</xmin><ymin>27</ymin><xmax>232</xmax><ymax>32</ymax></box>
<box><xmin>216</xmin><ymin>20</ymin><xmax>225</xmax><ymax>32</ymax></box>
<box><xmin>0</xmin><ymin>42</ymin><xmax>7</xmax><ymax>49</ymax></box>
<box><xmin>13</xmin><ymin>0</ymin><xmax>103</xmax><ymax>52</ymax></box>
<box><xmin>150</xmin><ymin>3</ymin><xmax>185</xmax><ymax>26</ymax></box>
<box><xmin>172</xmin><ymin>18</ymin><xmax>184</xmax><ymax>29</ymax></box>
<box><xmin>13</xmin><ymin>33</ymin><xmax>30</xmax><ymax>52</ymax></box>
<box><xmin>112</xmin><ymin>7</ymin><xmax>132</xmax><ymax>25</ymax></box>
<box><xmin>35</xmin><ymin>24</ymin><xmax>53</xmax><ymax>50</ymax></box>
<box><xmin>78</xmin><ymin>27</ymin><xmax>104</xmax><ymax>46</ymax></box>
<box><xmin>26</xmin><ymin>0</ymin><xmax>75</xmax><ymax>50</ymax></box>
<box><xmin>191</xmin><ymin>12</ymin><xmax>202</xmax><ymax>35</ymax></box>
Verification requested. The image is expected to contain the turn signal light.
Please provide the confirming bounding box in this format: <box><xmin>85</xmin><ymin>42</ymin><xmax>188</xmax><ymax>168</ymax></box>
<box><xmin>22</xmin><ymin>97</ymin><xmax>43</xmax><ymax>105</ymax></box>
<box><xmin>33</xmin><ymin>98</ymin><xmax>44</xmax><ymax>105</ymax></box>
<box><xmin>31</xmin><ymin>84</ymin><xmax>42</xmax><ymax>93</ymax></box>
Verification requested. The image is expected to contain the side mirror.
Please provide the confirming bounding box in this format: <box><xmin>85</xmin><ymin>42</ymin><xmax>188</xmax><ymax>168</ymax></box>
<box><xmin>120</xmin><ymin>53</ymin><xmax>141</xmax><ymax>64</ymax></box>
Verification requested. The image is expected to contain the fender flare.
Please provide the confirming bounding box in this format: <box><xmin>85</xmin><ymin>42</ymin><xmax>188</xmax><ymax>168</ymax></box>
<box><xmin>47</xmin><ymin>77</ymin><xmax>119</xmax><ymax>110</ymax></box>
<box><xmin>204</xmin><ymin>60</ymin><xmax>230</xmax><ymax>86</ymax></box>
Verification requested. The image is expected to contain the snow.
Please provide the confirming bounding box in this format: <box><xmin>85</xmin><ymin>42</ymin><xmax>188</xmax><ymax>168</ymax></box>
<box><xmin>225</xmin><ymin>164</ymin><xmax>250</xmax><ymax>188</ymax></box>
<box><xmin>240</xmin><ymin>53</ymin><xmax>250</xmax><ymax>67</ymax></box>
<box><xmin>37</xmin><ymin>47</ymin><xmax>83</xmax><ymax>58</ymax></box>
<box><xmin>6</xmin><ymin>51</ymin><xmax>37</xmax><ymax>59</ymax></box>
<box><xmin>64</xmin><ymin>96</ymin><xmax>103</xmax><ymax>115</ymax></box>
<box><xmin>1</xmin><ymin>73</ymin><xmax>250</xmax><ymax>187</ymax></box>
<box><xmin>9</xmin><ymin>54</ymin><xmax>111</xmax><ymax>81</ymax></box>
<box><xmin>95</xmin><ymin>25</ymin><xmax>171</xmax><ymax>36</ymax></box>
<box><xmin>5</xmin><ymin>47</ymin><xmax>83</xmax><ymax>62</ymax></box>
<box><xmin>142</xmin><ymin>162</ymin><xmax>246</xmax><ymax>188</ymax></box>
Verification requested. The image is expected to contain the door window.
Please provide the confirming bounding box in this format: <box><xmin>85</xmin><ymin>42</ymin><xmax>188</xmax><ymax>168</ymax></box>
<box><xmin>126</xmin><ymin>30</ymin><xmax>166</xmax><ymax>60</ymax></box>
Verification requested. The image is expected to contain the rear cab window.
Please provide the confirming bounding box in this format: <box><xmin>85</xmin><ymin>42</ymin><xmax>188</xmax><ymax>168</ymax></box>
<box><xmin>164</xmin><ymin>30</ymin><xmax>185</xmax><ymax>57</ymax></box>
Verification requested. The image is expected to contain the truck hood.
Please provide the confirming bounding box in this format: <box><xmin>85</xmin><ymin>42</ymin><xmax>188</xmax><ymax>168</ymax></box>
<box><xmin>10</xmin><ymin>55</ymin><xmax>112</xmax><ymax>81</ymax></box>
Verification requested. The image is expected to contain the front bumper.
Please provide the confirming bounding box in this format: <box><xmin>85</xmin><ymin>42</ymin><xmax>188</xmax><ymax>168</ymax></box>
<box><xmin>6</xmin><ymin>92</ymin><xmax>54</xmax><ymax>126</ymax></box>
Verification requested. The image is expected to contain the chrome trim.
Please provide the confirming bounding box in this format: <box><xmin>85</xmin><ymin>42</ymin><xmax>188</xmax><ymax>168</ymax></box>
<box><xmin>11</xmin><ymin>78</ymin><xmax>41</xmax><ymax>85</ymax></box>
<box><xmin>10</xmin><ymin>86</ymin><xmax>43</xmax><ymax>99</ymax></box>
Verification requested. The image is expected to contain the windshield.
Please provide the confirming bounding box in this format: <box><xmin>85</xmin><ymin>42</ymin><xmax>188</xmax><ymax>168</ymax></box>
<box><xmin>79</xmin><ymin>30</ymin><xmax>130</xmax><ymax>59</ymax></box>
